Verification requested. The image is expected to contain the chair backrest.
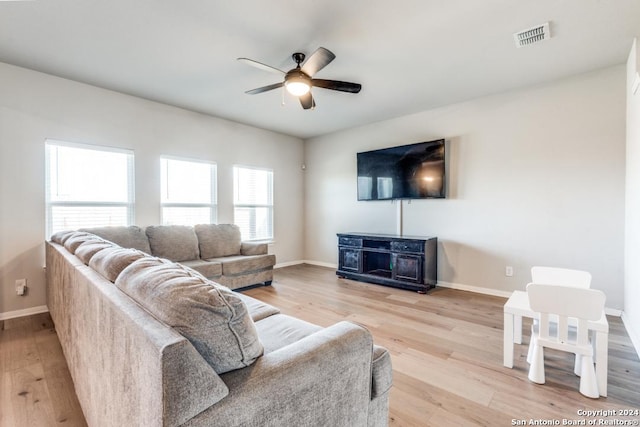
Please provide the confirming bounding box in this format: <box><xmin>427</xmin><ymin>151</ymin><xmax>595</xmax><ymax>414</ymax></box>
<box><xmin>531</xmin><ymin>266</ymin><xmax>592</xmax><ymax>288</ymax></box>
<box><xmin>527</xmin><ymin>283</ymin><xmax>605</xmax><ymax>320</ymax></box>
<box><xmin>527</xmin><ymin>283</ymin><xmax>606</xmax><ymax>348</ymax></box>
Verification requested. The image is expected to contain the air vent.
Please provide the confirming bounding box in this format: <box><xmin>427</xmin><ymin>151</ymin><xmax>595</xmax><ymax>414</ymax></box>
<box><xmin>513</xmin><ymin>22</ymin><xmax>551</xmax><ymax>48</ymax></box>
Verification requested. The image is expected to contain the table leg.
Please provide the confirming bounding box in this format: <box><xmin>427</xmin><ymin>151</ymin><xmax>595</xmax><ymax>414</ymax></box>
<box><xmin>514</xmin><ymin>315</ymin><xmax>522</xmax><ymax>344</ymax></box>
<box><xmin>504</xmin><ymin>312</ymin><xmax>514</xmax><ymax>368</ymax></box>
<box><xmin>595</xmin><ymin>330</ymin><xmax>608</xmax><ymax>397</ymax></box>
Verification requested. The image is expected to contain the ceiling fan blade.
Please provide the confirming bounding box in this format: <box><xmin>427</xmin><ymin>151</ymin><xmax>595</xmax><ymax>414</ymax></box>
<box><xmin>237</xmin><ymin>58</ymin><xmax>285</xmax><ymax>75</ymax></box>
<box><xmin>245</xmin><ymin>82</ymin><xmax>284</xmax><ymax>95</ymax></box>
<box><xmin>301</xmin><ymin>47</ymin><xmax>335</xmax><ymax>77</ymax></box>
<box><xmin>299</xmin><ymin>92</ymin><xmax>316</xmax><ymax>110</ymax></box>
<box><xmin>311</xmin><ymin>79</ymin><xmax>362</xmax><ymax>93</ymax></box>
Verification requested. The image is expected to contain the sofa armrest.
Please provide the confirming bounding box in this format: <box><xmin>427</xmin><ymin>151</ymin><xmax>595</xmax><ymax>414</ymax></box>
<box><xmin>371</xmin><ymin>345</ymin><xmax>392</xmax><ymax>398</ymax></box>
<box><xmin>240</xmin><ymin>241</ymin><xmax>268</xmax><ymax>255</ymax></box>
<box><xmin>190</xmin><ymin>321</ymin><xmax>374</xmax><ymax>427</ymax></box>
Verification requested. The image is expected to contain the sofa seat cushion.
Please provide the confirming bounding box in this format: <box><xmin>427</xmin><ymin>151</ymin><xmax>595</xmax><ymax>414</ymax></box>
<box><xmin>88</xmin><ymin>247</ymin><xmax>148</xmax><ymax>282</ymax></box>
<box><xmin>180</xmin><ymin>259</ymin><xmax>222</xmax><ymax>279</ymax></box>
<box><xmin>79</xmin><ymin>226</ymin><xmax>151</xmax><ymax>254</ymax></box>
<box><xmin>116</xmin><ymin>258</ymin><xmax>264</xmax><ymax>374</ymax></box>
<box><xmin>75</xmin><ymin>241</ymin><xmax>117</xmax><ymax>265</ymax></box>
<box><xmin>206</xmin><ymin>254</ymin><xmax>276</xmax><ymax>276</ymax></box>
<box><xmin>195</xmin><ymin>224</ymin><xmax>242</xmax><ymax>259</ymax></box>
<box><xmin>235</xmin><ymin>293</ymin><xmax>280</xmax><ymax>322</ymax></box>
<box><xmin>254</xmin><ymin>314</ymin><xmax>322</xmax><ymax>354</ymax></box>
<box><xmin>145</xmin><ymin>225</ymin><xmax>200</xmax><ymax>262</ymax></box>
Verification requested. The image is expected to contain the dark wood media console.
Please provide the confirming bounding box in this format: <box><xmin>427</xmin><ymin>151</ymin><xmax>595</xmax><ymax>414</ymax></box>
<box><xmin>336</xmin><ymin>233</ymin><xmax>437</xmax><ymax>293</ymax></box>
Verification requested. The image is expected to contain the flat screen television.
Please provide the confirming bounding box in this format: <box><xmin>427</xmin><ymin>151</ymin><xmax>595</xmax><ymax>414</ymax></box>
<box><xmin>357</xmin><ymin>139</ymin><xmax>446</xmax><ymax>200</ymax></box>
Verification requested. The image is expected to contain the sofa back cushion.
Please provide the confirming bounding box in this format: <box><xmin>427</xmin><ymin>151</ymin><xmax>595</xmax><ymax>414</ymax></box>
<box><xmin>115</xmin><ymin>257</ymin><xmax>263</xmax><ymax>374</ymax></box>
<box><xmin>89</xmin><ymin>247</ymin><xmax>148</xmax><ymax>282</ymax></box>
<box><xmin>195</xmin><ymin>224</ymin><xmax>242</xmax><ymax>259</ymax></box>
<box><xmin>63</xmin><ymin>232</ymin><xmax>106</xmax><ymax>254</ymax></box>
<box><xmin>80</xmin><ymin>226</ymin><xmax>151</xmax><ymax>254</ymax></box>
<box><xmin>75</xmin><ymin>241</ymin><xmax>117</xmax><ymax>265</ymax></box>
<box><xmin>50</xmin><ymin>230</ymin><xmax>76</xmax><ymax>245</ymax></box>
<box><xmin>145</xmin><ymin>225</ymin><xmax>199</xmax><ymax>262</ymax></box>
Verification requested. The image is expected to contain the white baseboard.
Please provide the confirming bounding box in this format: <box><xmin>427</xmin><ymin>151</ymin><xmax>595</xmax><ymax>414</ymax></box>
<box><xmin>437</xmin><ymin>280</ymin><xmax>513</xmax><ymax>298</ymax></box>
<box><xmin>621</xmin><ymin>312</ymin><xmax>640</xmax><ymax>358</ymax></box>
<box><xmin>274</xmin><ymin>260</ymin><xmax>337</xmax><ymax>269</ymax></box>
<box><xmin>0</xmin><ymin>305</ymin><xmax>49</xmax><ymax>321</ymax></box>
<box><xmin>302</xmin><ymin>260</ymin><xmax>338</xmax><ymax>269</ymax></box>
<box><xmin>273</xmin><ymin>260</ymin><xmax>305</xmax><ymax>269</ymax></box>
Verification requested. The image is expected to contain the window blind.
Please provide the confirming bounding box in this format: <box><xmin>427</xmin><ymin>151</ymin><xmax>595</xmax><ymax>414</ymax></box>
<box><xmin>233</xmin><ymin>166</ymin><xmax>273</xmax><ymax>241</ymax></box>
<box><xmin>45</xmin><ymin>140</ymin><xmax>134</xmax><ymax>238</ymax></box>
<box><xmin>161</xmin><ymin>157</ymin><xmax>217</xmax><ymax>225</ymax></box>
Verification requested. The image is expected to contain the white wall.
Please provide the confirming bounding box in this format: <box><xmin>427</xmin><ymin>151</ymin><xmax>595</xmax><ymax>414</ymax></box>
<box><xmin>305</xmin><ymin>66</ymin><xmax>626</xmax><ymax>309</ymax></box>
<box><xmin>624</xmin><ymin>38</ymin><xmax>640</xmax><ymax>351</ymax></box>
<box><xmin>0</xmin><ymin>62</ymin><xmax>304</xmax><ymax>317</ymax></box>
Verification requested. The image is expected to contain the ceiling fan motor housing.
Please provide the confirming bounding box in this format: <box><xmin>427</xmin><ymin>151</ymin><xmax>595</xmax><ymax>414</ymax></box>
<box><xmin>285</xmin><ymin>68</ymin><xmax>310</xmax><ymax>83</ymax></box>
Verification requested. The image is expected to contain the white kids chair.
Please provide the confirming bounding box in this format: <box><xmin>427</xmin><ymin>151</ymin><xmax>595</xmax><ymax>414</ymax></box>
<box><xmin>527</xmin><ymin>266</ymin><xmax>592</xmax><ymax>371</ymax></box>
<box><xmin>526</xmin><ymin>283</ymin><xmax>606</xmax><ymax>398</ymax></box>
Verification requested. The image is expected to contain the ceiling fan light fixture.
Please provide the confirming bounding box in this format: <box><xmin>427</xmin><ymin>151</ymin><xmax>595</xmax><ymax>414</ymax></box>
<box><xmin>285</xmin><ymin>78</ymin><xmax>310</xmax><ymax>96</ymax></box>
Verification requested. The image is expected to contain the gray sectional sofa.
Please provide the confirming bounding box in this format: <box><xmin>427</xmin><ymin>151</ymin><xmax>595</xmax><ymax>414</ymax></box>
<box><xmin>78</xmin><ymin>223</ymin><xmax>275</xmax><ymax>289</ymax></box>
<box><xmin>46</xmin><ymin>230</ymin><xmax>392</xmax><ymax>426</ymax></box>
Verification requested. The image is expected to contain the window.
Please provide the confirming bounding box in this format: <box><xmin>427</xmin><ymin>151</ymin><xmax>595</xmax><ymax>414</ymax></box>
<box><xmin>45</xmin><ymin>140</ymin><xmax>134</xmax><ymax>238</ymax></box>
<box><xmin>233</xmin><ymin>166</ymin><xmax>273</xmax><ymax>241</ymax></box>
<box><xmin>161</xmin><ymin>157</ymin><xmax>217</xmax><ymax>225</ymax></box>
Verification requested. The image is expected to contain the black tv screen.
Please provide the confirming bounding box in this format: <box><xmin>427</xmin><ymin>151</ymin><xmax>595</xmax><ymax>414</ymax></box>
<box><xmin>357</xmin><ymin>139</ymin><xmax>446</xmax><ymax>200</ymax></box>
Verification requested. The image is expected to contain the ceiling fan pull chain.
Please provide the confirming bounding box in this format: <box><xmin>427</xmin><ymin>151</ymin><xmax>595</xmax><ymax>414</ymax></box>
<box><xmin>281</xmin><ymin>86</ymin><xmax>285</xmax><ymax>106</ymax></box>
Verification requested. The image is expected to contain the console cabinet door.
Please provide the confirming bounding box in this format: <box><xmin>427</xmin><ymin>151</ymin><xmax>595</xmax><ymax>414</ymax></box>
<box><xmin>392</xmin><ymin>254</ymin><xmax>422</xmax><ymax>283</ymax></box>
<box><xmin>339</xmin><ymin>248</ymin><xmax>361</xmax><ymax>273</ymax></box>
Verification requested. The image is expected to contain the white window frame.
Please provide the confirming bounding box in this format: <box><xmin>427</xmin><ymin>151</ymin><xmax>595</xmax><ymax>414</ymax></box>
<box><xmin>45</xmin><ymin>139</ymin><xmax>135</xmax><ymax>238</ymax></box>
<box><xmin>233</xmin><ymin>165</ymin><xmax>274</xmax><ymax>241</ymax></box>
<box><xmin>160</xmin><ymin>156</ymin><xmax>217</xmax><ymax>226</ymax></box>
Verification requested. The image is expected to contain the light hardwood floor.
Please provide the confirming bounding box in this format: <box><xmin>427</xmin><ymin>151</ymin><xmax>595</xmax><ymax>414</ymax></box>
<box><xmin>0</xmin><ymin>312</ymin><xmax>86</xmax><ymax>427</ymax></box>
<box><xmin>1</xmin><ymin>264</ymin><xmax>639</xmax><ymax>426</ymax></box>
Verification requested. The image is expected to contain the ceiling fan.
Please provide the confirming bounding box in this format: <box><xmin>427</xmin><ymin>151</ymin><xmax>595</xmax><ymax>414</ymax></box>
<box><xmin>238</xmin><ymin>47</ymin><xmax>361</xmax><ymax>110</ymax></box>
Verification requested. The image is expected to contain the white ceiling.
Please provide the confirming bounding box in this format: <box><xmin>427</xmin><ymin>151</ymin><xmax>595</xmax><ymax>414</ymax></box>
<box><xmin>1</xmin><ymin>0</ymin><xmax>639</xmax><ymax>139</ymax></box>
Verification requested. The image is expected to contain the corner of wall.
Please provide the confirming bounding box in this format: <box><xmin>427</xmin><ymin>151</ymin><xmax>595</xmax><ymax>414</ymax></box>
<box><xmin>622</xmin><ymin>311</ymin><xmax>640</xmax><ymax>359</ymax></box>
<box><xmin>624</xmin><ymin>36</ymin><xmax>640</xmax><ymax>360</ymax></box>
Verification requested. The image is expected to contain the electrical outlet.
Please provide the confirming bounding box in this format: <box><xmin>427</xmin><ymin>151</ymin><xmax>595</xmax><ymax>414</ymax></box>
<box><xmin>505</xmin><ymin>266</ymin><xmax>514</xmax><ymax>277</ymax></box>
<box><xmin>15</xmin><ymin>279</ymin><xmax>27</xmax><ymax>296</ymax></box>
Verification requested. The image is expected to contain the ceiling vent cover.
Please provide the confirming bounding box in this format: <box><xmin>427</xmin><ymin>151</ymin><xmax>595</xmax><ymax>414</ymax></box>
<box><xmin>513</xmin><ymin>22</ymin><xmax>550</xmax><ymax>48</ymax></box>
